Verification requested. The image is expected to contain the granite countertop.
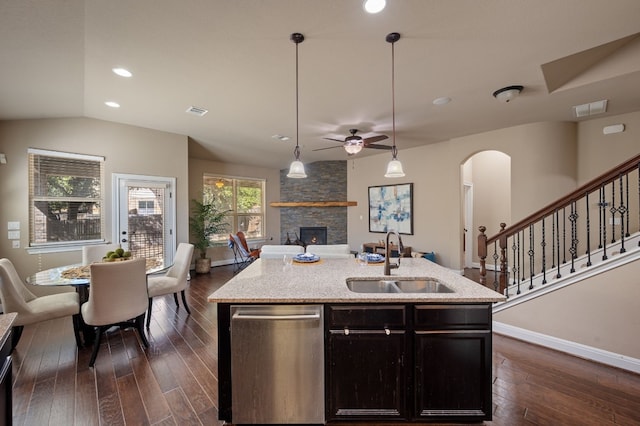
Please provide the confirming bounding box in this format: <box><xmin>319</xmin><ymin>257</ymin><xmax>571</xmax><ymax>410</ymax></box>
<box><xmin>208</xmin><ymin>257</ymin><xmax>506</xmax><ymax>303</ymax></box>
<box><xmin>0</xmin><ymin>313</ymin><xmax>17</xmax><ymax>348</ymax></box>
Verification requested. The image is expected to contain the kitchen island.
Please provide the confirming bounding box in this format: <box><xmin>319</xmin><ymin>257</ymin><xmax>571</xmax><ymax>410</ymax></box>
<box><xmin>208</xmin><ymin>257</ymin><xmax>505</xmax><ymax>424</ymax></box>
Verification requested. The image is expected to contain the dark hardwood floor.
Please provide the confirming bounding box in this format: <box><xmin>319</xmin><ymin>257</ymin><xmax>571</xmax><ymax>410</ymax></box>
<box><xmin>11</xmin><ymin>265</ymin><xmax>640</xmax><ymax>425</ymax></box>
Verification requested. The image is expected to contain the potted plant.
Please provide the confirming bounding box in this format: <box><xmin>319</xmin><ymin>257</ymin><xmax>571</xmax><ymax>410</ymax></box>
<box><xmin>189</xmin><ymin>198</ymin><xmax>229</xmax><ymax>274</ymax></box>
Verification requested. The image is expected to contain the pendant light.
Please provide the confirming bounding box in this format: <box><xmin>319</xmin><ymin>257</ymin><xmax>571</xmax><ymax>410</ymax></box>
<box><xmin>287</xmin><ymin>32</ymin><xmax>307</xmax><ymax>178</ymax></box>
<box><xmin>384</xmin><ymin>32</ymin><xmax>405</xmax><ymax>178</ymax></box>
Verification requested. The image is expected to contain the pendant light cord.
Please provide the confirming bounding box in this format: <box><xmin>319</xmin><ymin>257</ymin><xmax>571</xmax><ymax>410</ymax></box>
<box><xmin>294</xmin><ymin>37</ymin><xmax>300</xmax><ymax>160</ymax></box>
<box><xmin>391</xmin><ymin>37</ymin><xmax>397</xmax><ymax>159</ymax></box>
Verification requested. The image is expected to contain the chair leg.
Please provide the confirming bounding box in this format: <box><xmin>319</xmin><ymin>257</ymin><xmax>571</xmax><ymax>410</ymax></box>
<box><xmin>89</xmin><ymin>326</ymin><xmax>104</xmax><ymax>367</ymax></box>
<box><xmin>135</xmin><ymin>314</ymin><xmax>149</xmax><ymax>348</ymax></box>
<box><xmin>173</xmin><ymin>292</ymin><xmax>179</xmax><ymax>307</ymax></box>
<box><xmin>11</xmin><ymin>325</ymin><xmax>24</xmax><ymax>352</ymax></box>
<box><xmin>180</xmin><ymin>290</ymin><xmax>191</xmax><ymax>315</ymax></box>
<box><xmin>72</xmin><ymin>313</ymin><xmax>83</xmax><ymax>348</ymax></box>
<box><xmin>146</xmin><ymin>297</ymin><xmax>153</xmax><ymax>329</ymax></box>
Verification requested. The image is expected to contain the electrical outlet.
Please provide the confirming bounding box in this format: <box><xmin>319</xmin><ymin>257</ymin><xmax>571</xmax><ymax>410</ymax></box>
<box><xmin>12</xmin><ymin>240</ymin><xmax>20</xmax><ymax>249</ymax></box>
<box><xmin>608</xmin><ymin>217</ymin><xmax>621</xmax><ymax>225</ymax></box>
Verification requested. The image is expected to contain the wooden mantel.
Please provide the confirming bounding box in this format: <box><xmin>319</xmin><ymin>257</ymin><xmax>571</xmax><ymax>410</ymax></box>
<box><xmin>270</xmin><ymin>201</ymin><xmax>357</xmax><ymax>207</ymax></box>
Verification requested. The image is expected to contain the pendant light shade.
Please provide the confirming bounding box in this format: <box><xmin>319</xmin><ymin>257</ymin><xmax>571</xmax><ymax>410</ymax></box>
<box><xmin>384</xmin><ymin>32</ymin><xmax>405</xmax><ymax>178</ymax></box>
<box><xmin>287</xmin><ymin>32</ymin><xmax>307</xmax><ymax>179</ymax></box>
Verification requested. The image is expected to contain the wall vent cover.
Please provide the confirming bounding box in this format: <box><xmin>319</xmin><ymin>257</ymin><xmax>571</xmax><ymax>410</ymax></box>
<box><xmin>573</xmin><ymin>100</ymin><xmax>607</xmax><ymax>118</ymax></box>
<box><xmin>186</xmin><ymin>106</ymin><xmax>208</xmax><ymax>117</ymax></box>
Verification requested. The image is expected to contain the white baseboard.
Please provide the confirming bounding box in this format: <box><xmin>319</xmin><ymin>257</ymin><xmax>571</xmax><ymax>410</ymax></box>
<box><xmin>493</xmin><ymin>321</ymin><xmax>640</xmax><ymax>374</ymax></box>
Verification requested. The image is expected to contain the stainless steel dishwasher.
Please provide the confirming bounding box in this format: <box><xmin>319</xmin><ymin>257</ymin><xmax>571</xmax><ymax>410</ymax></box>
<box><xmin>230</xmin><ymin>304</ymin><xmax>324</xmax><ymax>424</ymax></box>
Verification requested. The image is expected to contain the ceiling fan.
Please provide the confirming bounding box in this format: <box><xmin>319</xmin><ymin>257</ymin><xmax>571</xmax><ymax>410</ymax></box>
<box><xmin>313</xmin><ymin>129</ymin><xmax>390</xmax><ymax>155</ymax></box>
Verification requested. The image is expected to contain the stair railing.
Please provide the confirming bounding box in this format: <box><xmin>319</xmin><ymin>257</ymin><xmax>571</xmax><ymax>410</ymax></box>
<box><xmin>478</xmin><ymin>153</ymin><xmax>640</xmax><ymax>296</ymax></box>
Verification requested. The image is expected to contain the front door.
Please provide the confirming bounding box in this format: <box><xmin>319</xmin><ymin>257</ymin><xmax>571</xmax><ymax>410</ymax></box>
<box><xmin>113</xmin><ymin>174</ymin><xmax>176</xmax><ymax>266</ymax></box>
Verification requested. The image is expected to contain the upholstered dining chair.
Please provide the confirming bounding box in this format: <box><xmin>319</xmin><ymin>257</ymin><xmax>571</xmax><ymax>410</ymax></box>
<box><xmin>259</xmin><ymin>245</ymin><xmax>304</xmax><ymax>259</ymax></box>
<box><xmin>0</xmin><ymin>258</ymin><xmax>81</xmax><ymax>351</ymax></box>
<box><xmin>81</xmin><ymin>257</ymin><xmax>149</xmax><ymax>367</ymax></box>
<box><xmin>146</xmin><ymin>243</ymin><xmax>194</xmax><ymax>328</ymax></box>
<box><xmin>82</xmin><ymin>243</ymin><xmax>120</xmax><ymax>265</ymax></box>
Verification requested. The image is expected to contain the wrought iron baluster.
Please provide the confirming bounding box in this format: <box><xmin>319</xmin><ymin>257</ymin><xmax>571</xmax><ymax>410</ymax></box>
<box><xmin>625</xmin><ymin>173</ymin><xmax>630</xmax><ymax>238</ymax></box>
<box><xmin>562</xmin><ymin>207</ymin><xmax>566</xmax><ymax>264</ymax></box>
<box><xmin>569</xmin><ymin>200</ymin><xmax>578</xmax><ymax>273</ymax></box>
<box><xmin>610</xmin><ymin>181</ymin><xmax>617</xmax><ymax>243</ymax></box>
<box><xmin>528</xmin><ymin>224</ymin><xmax>534</xmax><ymax>290</ymax></box>
<box><xmin>619</xmin><ymin>174</ymin><xmax>626</xmax><ymax>254</ymax></box>
<box><xmin>492</xmin><ymin>241</ymin><xmax>499</xmax><ymax>293</ymax></box>
<box><xmin>520</xmin><ymin>229</ymin><xmax>525</xmax><ymax>283</ymax></box>
<box><xmin>602</xmin><ymin>186</ymin><xmax>608</xmax><ymax>261</ymax></box>
<box><xmin>511</xmin><ymin>236</ymin><xmax>518</xmax><ymax>287</ymax></box>
<box><xmin>555</xmin><ymin>209</ymin><xmax>561</xmax><ymax>279</ymax></box>
<box><xmin>598</xmin><ymin>187</ymin><xmax>603</xmax><ymax>249</ymax></box>
<box><xmin>551</xmin><ymin>209</ymin><xmax>556</xmax><ymax>268</ymax></box>
<box><xmin>586</xmin><ymin>192</ymin><xmax>592</xmax><ymax>267</ymax></box>
<box><xmin>541</xmin><ymin>216</ymin><xmax>547</xmax><ymax>284</ymax></box>
<box><xmin>516</xmin><ymin>232</ymin><xmax>521</xmax><ymax>294</ymax></box>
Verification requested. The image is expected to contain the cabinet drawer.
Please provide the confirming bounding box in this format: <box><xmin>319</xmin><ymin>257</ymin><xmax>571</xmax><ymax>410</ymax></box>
<box><xmin>414</xmin><ymin>304</ymin><xmax>490</xmax><ymax>330</ymax></box>
<box><xmin>327</xmin><ymin>305</ymin><xmax>406</xmax><ymax>329</ymax></box>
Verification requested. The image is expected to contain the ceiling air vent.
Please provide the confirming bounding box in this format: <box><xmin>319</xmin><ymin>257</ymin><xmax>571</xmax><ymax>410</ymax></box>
<box><xmin>573</xmin><ymin>99</ymin><xmax>607</xmax><ymax>118</ymax></box>
<box><xmin>185</xmin><ymin>106</ymin><xmax>208</xmax><ymax>117</ymax></box>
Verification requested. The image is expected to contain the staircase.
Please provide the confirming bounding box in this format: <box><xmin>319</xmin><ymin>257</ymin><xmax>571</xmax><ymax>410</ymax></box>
<box><xmin>478</xmin><ymin>153</ymin><xmax>640</xmax><ymax>373</ymax></box>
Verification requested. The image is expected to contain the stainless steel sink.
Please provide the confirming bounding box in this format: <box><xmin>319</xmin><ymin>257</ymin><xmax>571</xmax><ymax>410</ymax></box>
<box><xmin>346</xmin><ymin>279</ymin><xmax>402</xmax><ymax>293</ymax></box>
<box><xmin>346</xmin><ymin>278</ymin><xmax>454</xmax><ymax>294</ymax></box>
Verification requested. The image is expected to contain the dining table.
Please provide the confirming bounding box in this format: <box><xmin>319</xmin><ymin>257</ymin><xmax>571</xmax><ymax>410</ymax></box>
<box><xmin>26</xmin><ymin>259</ymin><xmax>169</xmax><ymax>347</ymax></box>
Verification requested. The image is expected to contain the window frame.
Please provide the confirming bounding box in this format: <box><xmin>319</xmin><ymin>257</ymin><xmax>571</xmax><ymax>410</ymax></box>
<box><xmin>203</xmin><ymin>174</ymin><xmax>266</xmax><ymax>243</ymax></box>
<box><xmin>27</xmin><ymin>148</ymin><xmax>106</xmax><ymax>253</ymax></box>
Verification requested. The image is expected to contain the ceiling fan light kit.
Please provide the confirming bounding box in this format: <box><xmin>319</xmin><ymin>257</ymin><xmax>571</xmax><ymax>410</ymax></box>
<box><xmin>492</xmin><ymin>85</ymin><xmax>523</xmax><ymax>103</ymax></box>
<box><xmin>384</xmin><ymin>32</ymin><xmax>405</xmax><ymax>178</ymax></box>
<box><xmin>287</xmin><ymin>32</ymin><xmax>307</xmax><ymax>179</ymax></box>
<box><xmin>363</xmin><ymin>0</ymin><xmax>386</xmax><ymax>14</ymax></box>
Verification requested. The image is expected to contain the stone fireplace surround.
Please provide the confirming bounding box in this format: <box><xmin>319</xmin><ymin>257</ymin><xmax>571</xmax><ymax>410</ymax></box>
<box><xmin>278</xmin><ymin>161</ymin><xmax>348</xmax><ymax>245</ymax></box>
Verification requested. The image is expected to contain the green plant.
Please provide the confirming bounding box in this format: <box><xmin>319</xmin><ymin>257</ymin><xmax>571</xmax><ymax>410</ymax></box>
<box><xmin>189</xmin><ymin>198</ymin><xmax>229</xmax><ymax>259</ymax></box>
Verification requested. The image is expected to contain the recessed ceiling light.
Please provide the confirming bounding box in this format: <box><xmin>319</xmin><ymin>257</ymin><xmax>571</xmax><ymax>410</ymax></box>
<box><xmin>272</xmin><ymin>134</ymin><xmax>290</xmax><ymax>141</ymax></box>
<box><xmin>112</xmin><ymin>67</ymin><xmax>132</xmax><ymax>78</ymax></box>
<box><xmin>363</xmin><ymin>0</ymin><xmax>386</xmax><ymax>13</ymax></box>
<box><xmin>433</xmin><ymin>97</ymin><xmax>451</xmax><ymax>106</ymax></box>
<box><xmin>105</xmin><ymin>101</ymin><xmax>120</xmax><ymax>108</ymax></box>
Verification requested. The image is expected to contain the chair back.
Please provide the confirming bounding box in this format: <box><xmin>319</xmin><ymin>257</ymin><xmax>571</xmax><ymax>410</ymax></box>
<box><xmin>231</xmin><ymin>234</ymin><xmax>251</xmax><ymax>258</ymax></box>
<box><xmin>84</xmin><ymin>258</ymin><xmax>147</xmax><ymax>326</ymax></box>
<box><xmin>166</xmin><ymin>243</ymin><xmax>194</xmax><ymax>282</ymax></box>
<box><xmin>82</xmin><ymin>243</ymin><xmax>120</xmax><ymax>265</ymax></box>
<box><xmin>305</xmin><ymin>244</ymin><xmax>353</xmax><ymax>259</ymax></box>
<box><xmin>0</xmin><ymin>258</ymin><xmax>37</xmax><ymax>314</ymax></box>
<box><xmin>259</xmin><ymin>245</ymin><xmax>304</xmax><ymax>259</ymax></box>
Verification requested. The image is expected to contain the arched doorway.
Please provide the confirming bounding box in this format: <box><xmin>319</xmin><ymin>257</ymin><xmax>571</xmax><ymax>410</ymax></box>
<box><xmin>461</xmin><ymin>151</ymin><xmax>511</xmax><ymax>269</ymax></box>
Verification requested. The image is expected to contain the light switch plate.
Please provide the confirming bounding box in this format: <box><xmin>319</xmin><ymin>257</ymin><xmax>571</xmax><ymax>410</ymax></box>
<box><xmin>8</xmin><ymin>230</ymin><xmax>20</xmax><ymax>240</ymax></box>
<box><xmin>8</xmin><ymin>221</ymin><xmax>20</xmax><ymax>230</ymax></box>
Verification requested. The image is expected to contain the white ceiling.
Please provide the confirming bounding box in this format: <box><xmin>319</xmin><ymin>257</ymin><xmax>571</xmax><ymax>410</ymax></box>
<box><xmin>2</xmin><ymin>0</ymin><xmax>640</xmax><ymax>170</ymax></box>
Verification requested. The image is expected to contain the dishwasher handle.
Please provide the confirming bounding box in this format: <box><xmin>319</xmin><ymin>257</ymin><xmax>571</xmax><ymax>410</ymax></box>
<box><xmin>232</xmin><ymin>312</ymin><xmax>321</xmax><ymax>321</ymax></box>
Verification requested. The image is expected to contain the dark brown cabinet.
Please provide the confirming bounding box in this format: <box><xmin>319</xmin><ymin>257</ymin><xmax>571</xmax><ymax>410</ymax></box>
<box><xmin>413</xmin><ymin>304</ymin><xmax>492</xmax><ymax>422</ymax></box>
<box><xmin>326</xmin><ymin>305</ymin><xmax>408</xmax><ymax>422</ymax></box>
<box><xmin>326</xmin><ymin>303</ymin><xmax>492</xmax><ymax>424</ymax></box>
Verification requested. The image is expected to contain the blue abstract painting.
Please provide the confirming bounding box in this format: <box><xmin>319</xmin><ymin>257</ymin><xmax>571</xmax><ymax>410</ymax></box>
<box><xmin>368</xmin><ymin>183</ymin><xmax>413</xmax><ymax>234</ymax></box>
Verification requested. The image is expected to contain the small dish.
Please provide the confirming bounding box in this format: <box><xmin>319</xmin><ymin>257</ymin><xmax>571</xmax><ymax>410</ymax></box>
<box><xmin>366</xmin><ymin>253</ymin><xmax>385</xmax><ymax>263</ymax></box>
<box><xmin>294</xmin><ymin>253</ymin><xmax>320</xmax><ymax>263</ymax></box>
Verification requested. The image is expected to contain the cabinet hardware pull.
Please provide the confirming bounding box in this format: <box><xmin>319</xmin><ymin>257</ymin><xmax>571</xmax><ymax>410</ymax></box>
<box><xmin>344</xmin><ymin>328</ymin><xmax>350</xmax><ymax>336</ymax></box>
<box><xmin>384</xmin><ymin>327</ymin><xmax>390</xmax><ymax>335</ymax></box>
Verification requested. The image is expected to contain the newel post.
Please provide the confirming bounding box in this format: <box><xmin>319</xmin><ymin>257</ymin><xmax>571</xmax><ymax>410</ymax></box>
<box><xmin>477</xmin><ymin>226</ymin><xmax>487</xmax><ymax>286</ymax></box>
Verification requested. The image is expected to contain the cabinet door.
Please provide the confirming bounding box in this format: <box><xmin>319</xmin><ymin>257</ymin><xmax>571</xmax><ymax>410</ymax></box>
<box><xmin>327</xmin><ymin>330</ymin><xmax>407</xmax><ymax>421</ymax></box>
<box><xmin>414</xmin><ymin>331</ymin><xmax>492</xmax><ymax>422</ymax></box>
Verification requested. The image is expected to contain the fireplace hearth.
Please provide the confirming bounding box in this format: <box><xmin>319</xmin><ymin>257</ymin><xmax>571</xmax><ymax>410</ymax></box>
<box><xmin>299</xmin><ymin>227</ymin><xmax>327</xmax><ymax>246</ymax></box>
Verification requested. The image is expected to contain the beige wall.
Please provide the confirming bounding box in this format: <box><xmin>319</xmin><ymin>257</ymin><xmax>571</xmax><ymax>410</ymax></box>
<box><xmin>188</xmin><ymin>157</ymin><xmax>281</xmax><ymax>264</ymax></box>
<box><xmin>0</xmin><ymin>118</ymin><xmax>189</xmax><ymax>278</ymax></box>
<box><xmin>348</xmin><ymin>121</ymin><xmax>577</xmax><ymax>271</ymax></box>
<box><xmin>577</xmin><ymin>111</ymin><xmax>640</xmax><ymax>184</ymax></box>
<box><xmin>494</xmin><ymin>259</ymin><xmax>640</xmax><ymax>359</ymax></box>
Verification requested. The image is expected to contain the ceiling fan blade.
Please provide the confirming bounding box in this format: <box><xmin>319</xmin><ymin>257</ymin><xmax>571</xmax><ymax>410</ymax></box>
<box><xmin>363</xmin><ymin>135</ymin><xmax>388</xmax><ymax>145</ymax></box>
<box><xmin>312</xmin><ymin>145</ymin><xmax>343</xmax><ymax>152</ymax></box>
<box><xmin>365</xmin><ymin>144</ymin><xmax>392</xmax><ymax>150</ymax></box>
<box><xmin>323</xmin><ymin>137</ymin><xmax>345</xmax><ymax>143</ymax></box>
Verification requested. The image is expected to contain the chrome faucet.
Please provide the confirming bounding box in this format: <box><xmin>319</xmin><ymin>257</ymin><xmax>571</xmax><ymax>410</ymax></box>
<box><xmin>383</xmin><ymin>230</ymin><xmax>404</xmax><ymax>275</ymax></box>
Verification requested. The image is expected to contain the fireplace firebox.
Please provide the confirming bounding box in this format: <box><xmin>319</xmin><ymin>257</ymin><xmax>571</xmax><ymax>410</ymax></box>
<box><xmin>299</xmin><ymin>227</ymin><xmax>327</xmax><ymax>246</ymax></box>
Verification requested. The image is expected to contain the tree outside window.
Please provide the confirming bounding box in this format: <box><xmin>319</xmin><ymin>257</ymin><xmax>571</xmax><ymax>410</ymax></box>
<box><xmin>28</xmin><ymin>149</ymin><xmax>105</xmax><ymax>246</ymax></box>
<box><xmin>203</xmin><ymin>175</ymin><xmax>265</xmax><ymax>242</ymax></box>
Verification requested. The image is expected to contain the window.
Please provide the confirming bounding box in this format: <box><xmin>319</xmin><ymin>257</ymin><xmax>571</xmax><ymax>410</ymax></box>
<box><xmin>28</xmin><ymin>148</ymin><xmax>105</xmax><ymax>248</ymax></box>
<box><xmin>203</xmin><ymin>175</ymin><xmax>265</xmax><ymax>242</ymax></box>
